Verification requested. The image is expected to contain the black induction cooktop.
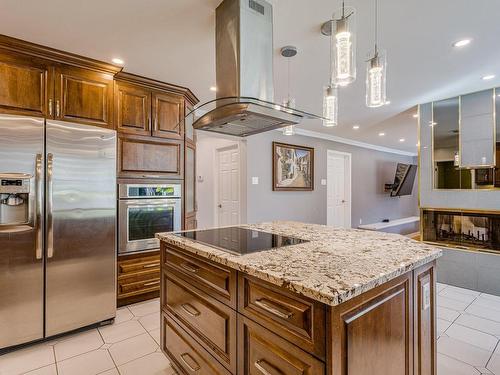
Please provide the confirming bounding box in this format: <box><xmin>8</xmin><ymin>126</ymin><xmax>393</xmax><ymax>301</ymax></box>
<box><xmin>175</xmin><ymin>226</ymin><xmax>309</xmax><ymax>255</ymax></box>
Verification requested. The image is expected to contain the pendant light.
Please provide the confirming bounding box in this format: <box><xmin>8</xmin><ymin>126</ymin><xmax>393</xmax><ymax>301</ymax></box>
<box><xmin>322</xmin><ymin>22</ymin><xmax>339</xmax><ymax>127</ymax></box>
<box><xmin>281</xmin><ymin>46</ymin><xmax>298</xmax><ymax>135</ymax></box>
<box><xmin>321</xmin><ymin>2</ymin><xmax>356</xmax><ymax>87</ymax></box>
<box><xmin>366</xmin><ymin>0</ymin><xmax>387</xmax><ymax>107</ymax></box>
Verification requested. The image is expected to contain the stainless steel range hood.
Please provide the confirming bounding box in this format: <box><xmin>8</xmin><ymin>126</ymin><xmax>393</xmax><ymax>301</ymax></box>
<box><xmin>182</xmin><ymin>0</ymin><xmax>324</xmax><ymax>137</ymax></box>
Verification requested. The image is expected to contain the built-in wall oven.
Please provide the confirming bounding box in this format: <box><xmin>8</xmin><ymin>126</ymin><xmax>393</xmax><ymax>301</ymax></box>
<box><xmin>118</xmin><ymin>183</ymin><xmax>182</xmax><ymax>255</ymax></box>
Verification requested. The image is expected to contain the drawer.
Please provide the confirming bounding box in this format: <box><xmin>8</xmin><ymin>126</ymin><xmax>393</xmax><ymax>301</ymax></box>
<box><xmin>118</xmin><ymin>272</ymin><xmax>160</xmax><ymax>299</ymax></box>
<box><xmin>164</xmin><ymin>245</ymin><xmax>236</xmax><ymax>308</ymax></box>
<box><xmin>238</xmin><ymin>315</ymin><xmax>325</xmax><ymax>375</ymax></box>
<box><xmin>164</xmin><ymin>271</ymin><xmax>237</xmax><ymax>373</ymax></box>
<box><xmin>238</xmin><ymin>274</ymin><xmax>326</xmax><ymax>360</ymax></box>
<box><xmin>162</xmin><ymin>313</ymin><xmax>231</xmax><ymax>375</ymax></box>
<box><xmin>118</xmin><ymin>254</ymin><xmax>160</xmax><ymax>275</ymax></box>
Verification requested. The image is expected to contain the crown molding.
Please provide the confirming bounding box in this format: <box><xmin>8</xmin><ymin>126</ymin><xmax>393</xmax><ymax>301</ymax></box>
<box><xmin>285</xmin><ymin>128</ymin><xmax>418</xmax><ymax>157</ymax></box>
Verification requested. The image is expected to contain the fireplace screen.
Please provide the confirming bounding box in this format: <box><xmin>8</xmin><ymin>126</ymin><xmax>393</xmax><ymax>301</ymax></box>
<box><xmin>422</xmin><ymin>209</ymin><xmax>500</xmax><ymax>251</ymax></box>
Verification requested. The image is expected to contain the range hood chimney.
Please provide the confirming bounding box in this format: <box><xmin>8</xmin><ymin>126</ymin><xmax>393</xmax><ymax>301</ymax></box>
<box><xmin>184</xmin><ymin>0</ymin><xmax>323</xmax><ymax>137</ymax></box>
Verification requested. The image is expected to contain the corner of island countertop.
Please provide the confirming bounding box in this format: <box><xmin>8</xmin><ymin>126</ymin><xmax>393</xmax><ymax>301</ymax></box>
<box><xmin>156</xmin><ymin>221</ymin><xmax>442</xmax><ymax>306</ymax></box>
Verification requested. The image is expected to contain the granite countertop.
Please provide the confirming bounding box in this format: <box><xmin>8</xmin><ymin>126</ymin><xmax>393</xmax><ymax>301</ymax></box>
<box><xmin>157</xmin><ymin>221</ymin><xmax>442</xmax><ymax>306</ymax></box>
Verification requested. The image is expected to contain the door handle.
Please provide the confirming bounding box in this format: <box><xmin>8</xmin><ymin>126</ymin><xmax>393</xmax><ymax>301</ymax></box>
<box><xmin>35</xmin><ymin>153</ymin><xmax>43</xmax><ymax>260</ymax></box>
<box><xmin>180</xmin><ymin>353</ymin><xmax>201</xmax><ymax>372</ymax></box>
<box><xmin>254</xmin><ymin>359</ymin><xmax>283</xmax><ymax>375</ymax></box>
<box><xmin>254</xmin><ymin>299</ymin><xmax>293</xmax><ymax>319</ymax></box>
<box><xmin>218</xmin><ymin>204</ymin><xmax>222</xmax><ymax>208</ymax></box>
<box><xmin>47</xmin><ymin>153</ymin><xmax>54</xmax><ymax>258</ymax></box>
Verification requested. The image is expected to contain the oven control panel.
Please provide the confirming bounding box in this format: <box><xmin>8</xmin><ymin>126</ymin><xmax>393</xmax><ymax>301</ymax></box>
<box><xmin>119</xmin><ymin>184</ymin><xmax>182</xmax><ymax>199</ymax></box>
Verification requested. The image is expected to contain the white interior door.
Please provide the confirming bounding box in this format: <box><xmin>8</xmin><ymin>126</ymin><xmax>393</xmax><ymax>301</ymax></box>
<box><xmin>217</xmin><ymin>145</ymin><xmax>240</xmax><ymax>226</ymax></box>
<box><xmin>327</xmin><ymin>150</ymin><xmax>351</xmax><ymax>228</ymax></box>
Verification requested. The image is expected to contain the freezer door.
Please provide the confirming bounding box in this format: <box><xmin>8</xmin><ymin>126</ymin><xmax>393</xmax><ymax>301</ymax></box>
<box><xmin>0</xmin><ymin>115</ymin><xmax>44</xmax><ymax>349</ymax></box>
<box><xmin>45</xmin><ymin>121</ymin><xmax>116</xmax><ymax>336</ymax></box>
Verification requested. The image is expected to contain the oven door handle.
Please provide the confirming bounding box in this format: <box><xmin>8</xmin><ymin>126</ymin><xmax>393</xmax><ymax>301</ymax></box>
<box><xmin>122</xmin><ymin>199</ymin><xmax>180</xmax><ymax>207</ymax></box>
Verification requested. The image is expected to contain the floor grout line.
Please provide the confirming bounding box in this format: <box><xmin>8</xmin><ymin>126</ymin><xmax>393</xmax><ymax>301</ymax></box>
<box><xmin>485</xmin><ymin>340</ymin><xmax>500</xmax><ymax>371</ymax></box>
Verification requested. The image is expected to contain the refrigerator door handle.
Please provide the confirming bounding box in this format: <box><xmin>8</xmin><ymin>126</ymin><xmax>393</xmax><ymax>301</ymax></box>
<box><xmin>47</xmin><ymin>153</ymin><xmax>54</xmax><ymax>258</ymax></box>
<box><xmin>35</xmin><ymin>153</ymin><xmax>43</xmax><ymax>260</ymax></box>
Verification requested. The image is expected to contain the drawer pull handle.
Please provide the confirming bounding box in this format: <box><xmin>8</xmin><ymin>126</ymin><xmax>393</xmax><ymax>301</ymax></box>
<box><xmin>254</xmin><ymin>299</ymin><xmax>293</xmax><ymax>320</ymax></box>
<box><xmin>181</xmin><ymin>303</ymin><xmax>201</xmax><ymax>317</ymax></box>
<box><xmin>143</xmin><ymin>263</ymin><xmax>159</xmax><ymax>269</ymax></box>
<box><xmin>180</xmin><ymin>262</ymin><xmax>200</xmax><ymax>273</ymax></box>
<box><xmin>254</xmin><ymin>359</ymin><xmax>283</xmax><ymax>375</ymax></box>
<box><xmin>143</xmin><ymin>280</ymin><xmax>160</xmax><ymax>287</ymax></box>
<box><xmin>180</xmin><ymin>352</ymin><xmax>201</xmax><ymax>372</ymax></box>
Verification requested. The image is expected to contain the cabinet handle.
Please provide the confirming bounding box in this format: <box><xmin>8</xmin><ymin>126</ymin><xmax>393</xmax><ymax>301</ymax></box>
<box><xmin>180</xmin><ymin>353</ymin><xmax>201</xmax><ymax>372</ymax></box>
<box><xmin>48</xmin><ymin>99</ymin><xmax>53</xmax><ymax>116</ymax></box>
<box><xmin>180</xmin><ymin>262</ymin><xmax>199</xmax><ymax>273</ymax></box>
<box><xmin>55</xmin><ymin>100</ymin><xmax>60</xmax><ymax>117</ymax></box>
<box><xmin>254</xmin><ymin>360</ymin><xmax>283</xmax><ymax>375</ymax></box>
<box><xmin>143</xmin><ymin>280</ymin><xmax>160</xmax><ymax>287</ymax></box>
<box><xmin>143</xmin><ymin>263</ymin><xmax>159</xmax><ymax>269</ymax></box>
<box><xmin>254</xmin><ymin>298</ymin><xmax>293</xmax><ymax>320</ymax></box>
<box><xmin>180</xmin><ymin>303</ymin><xmax>201</xmax><ymax>317</ymax></box>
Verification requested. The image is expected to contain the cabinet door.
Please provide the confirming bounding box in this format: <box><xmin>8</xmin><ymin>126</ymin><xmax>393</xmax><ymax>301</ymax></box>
<box><xmin>0</xmin><ymin>51</ymin><xmax>52</xmax><ymax>117</ymax></box>
<box><xmin>54</xmin><ymin>65</ymin><xmax>114</xmax><ymax>128</ymax></box>
<box><xmin>115</xmin><ymin>81</ymin><xmax>151</xmax><ymax>136</ymax></box>
<box><xmin>185</xmin><ymin>143</ymin><xmax>196</xmax><ymax>217</ymax></box>
<box><xmin>152</xmin><ymin>92</ymin><xmax>184</xmax><ymax>140</ymax></box>
<box><xmin>118</xmin><ymin>135</ymin><xmax>183</xmax><ymax>179</ymax></box>
<box><xmin>185</xmin><ymin>103</ymin><xmax>196</xmax><ymax>143</ymax></box>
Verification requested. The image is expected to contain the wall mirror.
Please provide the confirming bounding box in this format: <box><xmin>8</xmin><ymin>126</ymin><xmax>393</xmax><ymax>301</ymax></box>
<box><xmin>432</xmin><ymin>88</ymin><xmax>499</xmax><ymax>190</ymax></box>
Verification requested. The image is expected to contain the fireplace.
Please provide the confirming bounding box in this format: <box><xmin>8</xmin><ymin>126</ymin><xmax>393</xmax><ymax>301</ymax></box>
<box><xmin>421</xmin><ymin>209</ymin><xmax>500</xmax><ymax>252</ymax></box>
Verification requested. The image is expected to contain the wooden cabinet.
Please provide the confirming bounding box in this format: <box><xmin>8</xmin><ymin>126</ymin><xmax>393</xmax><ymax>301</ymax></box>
<box><xmin>117</xmin><ymin>251</ymin><xmax>160</xmax><ymax>307</ymax></box>
<box><xmin>238</xmin><ymin>315</ymin><xmax>325</xmax><ymax>375</ymax></box>
<box><xmin>115</xmin><ymin>81</ymin><xmax>151</xmax><ymax>136</ymax></box>
<box><xmin>161</xmin><ymin>242</ymin><xmax>437</xmax><ymax>375</ymax></box>
<box><xmin>152</xmin><ymin>91</ymin><xmax>184</xmax><ymax>139</ymax></box>
<box><xmin>118</xmin><ymin>135</ymin><xmax>183</xmax><ymax>179</ymax></box>
<box><xmin>184</xmin><ymin>142</ymin><xmax>197</xmax><ymax>229</ymax></box>
<box><xmin>0</xmin><ymin>36</ymin><xmax>120</xmax><ymax>127</ymax></box>
<box><xmin>0</xmin><ymin>50</ymin><xmax>52</xmax><ymax>117</ymax></box>
<box><xmin>54</xmin><ymin>65</ymin><xmax>114</xmax><ymax>128</ymax></box>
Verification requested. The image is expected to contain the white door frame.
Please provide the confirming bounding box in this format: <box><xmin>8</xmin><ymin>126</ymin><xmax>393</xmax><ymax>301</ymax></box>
<box><xmin>214</xmin><ymin>144</ymin><xmax>241</xmax><ymax>226</ymax></box>
<box><xmin>327</xmin><ymin>149</ymin><xmax>352</xmax><ymax>228</ymax></box>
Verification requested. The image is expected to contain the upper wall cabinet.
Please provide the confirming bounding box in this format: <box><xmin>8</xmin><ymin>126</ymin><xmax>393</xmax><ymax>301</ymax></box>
<box><xmin>0</xmin><ymin>51</ymin><xmax>52</xmax><ymax>117</ymax></box>
<box><xmin>152</xmin><ymin>92</ymin><xmax>184</xmax><ymax>140</ymax></box>
<box><xmin>114</xmin><ymin>73</ymin><xmax>196</xmax><ymax>141</ymax></box>
<box><xmin>459</xmin><ymin>89</ymin><xmax>495</xmax><ymax>168</ymax></box>
<box><xmin>115</xmin><ymin>81</ymin><xmax>152</xmax><ymax>136</ymax></box>
<box><xmin>0</xmin><ymin>35</ymin><xmax>121</xmax><ymax>127</ymax></box>
<box><xmin>54</xmin><ymin>65</ymin><xmax>114</xmax><ymax>129</ymax></box>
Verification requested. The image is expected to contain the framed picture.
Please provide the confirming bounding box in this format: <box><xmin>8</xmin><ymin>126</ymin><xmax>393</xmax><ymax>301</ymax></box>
<box><xmin>272</xmin><ymin>142</ymin><xmax>314</xmax><ymax>191</ymax></box>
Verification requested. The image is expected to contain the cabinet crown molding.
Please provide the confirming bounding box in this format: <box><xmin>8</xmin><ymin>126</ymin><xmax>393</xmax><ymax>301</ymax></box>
<box><xmin>115</xmin><ymin>72</ymin><xmax>199</xmax><ymax>105</ymax></box>
<box><xmin>0</xmin><ymin>34</ymin><xmax>123</xmax><ymax>74</ymax></box>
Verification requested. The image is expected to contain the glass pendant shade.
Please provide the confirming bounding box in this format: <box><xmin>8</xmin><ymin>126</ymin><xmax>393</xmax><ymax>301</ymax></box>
<box><xmin>331</xmin><ymin>7</ymin><xmax>356</xmax><ymax>87</ymax></box>
<box><xmin>322</xmin><ymin>85</ymin><xmax>338</xmax><ymax>127</ymax></box>
<box><xmin>282</xmin><ymin>98</ymin><xmax>296</xmax><ymax>135</ymax></box>
<box><xmin>365</xmin><ymin>49</ymin><xmax>387</xmax><ymax>107</ymax></box>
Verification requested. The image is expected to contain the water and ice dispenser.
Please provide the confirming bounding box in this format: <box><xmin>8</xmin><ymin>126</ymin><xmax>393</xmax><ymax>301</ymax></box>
<box><xmin>0</xmin><ymin>174</ymin><xmax>31</xmax><ymax>225</ymax></box>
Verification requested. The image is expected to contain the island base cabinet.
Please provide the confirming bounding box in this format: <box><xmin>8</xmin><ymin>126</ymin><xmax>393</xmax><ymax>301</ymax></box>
<box><xmin>237</xmin><ymin>315</ymin><xmax>325</xmax><ymax>375</ymax></box>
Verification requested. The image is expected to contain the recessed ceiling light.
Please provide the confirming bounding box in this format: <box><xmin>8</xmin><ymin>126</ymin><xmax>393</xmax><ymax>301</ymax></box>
<box><xmin>378</xmin><ymin>132</ymin><xmax>385</xmax><ymax>136</ymax></box>
<box><xmin>482</xmin><ymin>75</ymin><xmax>496</xmax><ymax>80</ymax></box>
<box><xmin>399</xmin><ymin>138</ymin><xmax>405</xmax><ymax>142</ymax></box>
<box><xmin>353</xmin><ymin>125</ymin><xmax>360</xmax><ymax>129</ymax></box>
<box><xmin>210</xmin><ymin>86</ymin><xmax>217</xmax><ymax>91</ymax></box>
<box><xmin>412</xmin><ymin>113</ymin><xmax>419</xmax><ymax>118</ymax></box>
<box><xmin>452</xmin><ymin>39</ymin><xmax>472</xmax><ymax>48</ymax></box>
<box><xmin>112</xmin><ymin>58</ymin><xmax>124</xmax><ymax>65</ymax></box>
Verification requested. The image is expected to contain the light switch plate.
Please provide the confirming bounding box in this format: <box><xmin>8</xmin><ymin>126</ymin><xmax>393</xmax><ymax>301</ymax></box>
<box><xmin>321</xmin><ymin>179</ymin><xmax>327</xmax><ymax>185</ymax></box>
<box><xmin>252</xmin><ymin>177</ymin><xmax>259</xmax><ymax>185</ymax></box>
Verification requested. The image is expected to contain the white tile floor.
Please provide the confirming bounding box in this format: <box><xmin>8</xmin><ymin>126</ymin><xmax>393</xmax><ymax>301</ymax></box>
<box><xmin>1</xmin><ymin>284</ymin><xmax>499</xmax><ymax>375</ymax></box>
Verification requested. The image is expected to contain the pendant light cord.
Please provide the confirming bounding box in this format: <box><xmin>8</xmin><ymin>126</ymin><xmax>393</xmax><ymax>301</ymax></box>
<box><xmin>374</xmin><ymin>0</ymin><xmax>379</xmax><ymax>55</ymax></box>
<box><xmin>287</xmin><ymin>57</ymin><xmax>291</xmax><ymax>102</ymax></box>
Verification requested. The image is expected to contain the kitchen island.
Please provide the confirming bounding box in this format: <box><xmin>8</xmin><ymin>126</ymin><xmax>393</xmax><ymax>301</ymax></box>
<box><xmin>157</xmin><ymin>221</ymin><xmax>441</xmax><ymax>375</ymax></box>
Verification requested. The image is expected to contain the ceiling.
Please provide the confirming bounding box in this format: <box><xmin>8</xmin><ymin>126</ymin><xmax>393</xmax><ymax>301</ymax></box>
<box><xmin>1</xmin><ymin>0</ymin><xmax>499</xmax><ymax>154</ymax></box>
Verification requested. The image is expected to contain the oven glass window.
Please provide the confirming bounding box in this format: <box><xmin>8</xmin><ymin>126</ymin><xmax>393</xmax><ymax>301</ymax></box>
<box><xmin>128</xmin><ymin>206</ymin><xmax>174</xmax><ymax>241</ymax></box>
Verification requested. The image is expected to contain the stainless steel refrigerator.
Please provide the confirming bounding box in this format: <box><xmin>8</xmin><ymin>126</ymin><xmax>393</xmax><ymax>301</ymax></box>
<box><xmin>0</xmin><ymin>114</ymin><xmax>116</xmax><ymax>350</ymax></box>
